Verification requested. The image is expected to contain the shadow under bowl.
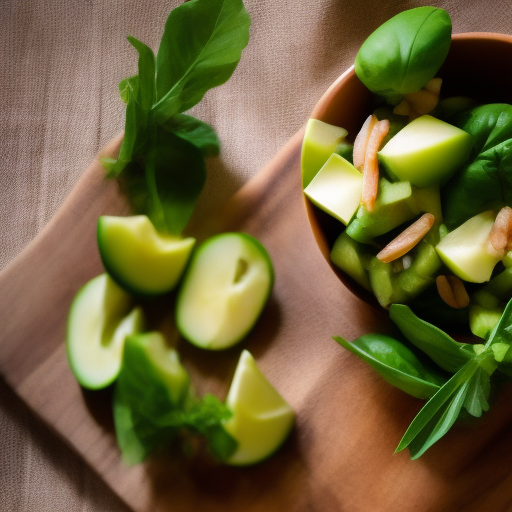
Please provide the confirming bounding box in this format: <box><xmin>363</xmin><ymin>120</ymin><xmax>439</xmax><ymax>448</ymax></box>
<box><xmin>304</xmin><ymin>32</ymin><xmax>512</xmax><ymax>313</ymax></box>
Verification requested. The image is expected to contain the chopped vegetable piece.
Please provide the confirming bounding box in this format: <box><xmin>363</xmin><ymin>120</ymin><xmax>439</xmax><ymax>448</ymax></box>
<box><xmin>436</xmin><ymin>275</ymin><xmax>470</xmax><ymax>309</ymax></box>
<box><xmin>353</xmin><ymin>114</ymin><xmax>377</xmax><ymax>171</ymax></box>
<box><xmin>362</xmin><ymin>119</ymin><xmax>389</xmax><ymax>211</ymax></box>
<box><xmin>377</xmin><ymin>213</ymin><xmax>435</xmax><ymax>263</ymax></box>
<box><xmin>425</xmin><ymin>78</ymin><xmax>442</xmax><ymax>95</ymax></box>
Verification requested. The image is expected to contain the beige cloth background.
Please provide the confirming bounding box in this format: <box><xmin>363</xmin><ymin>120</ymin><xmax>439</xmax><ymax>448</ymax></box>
<box><xmin>1</xmin><ymin>0</ymin><xmax>512</xmax><ymax>510</ymax></box>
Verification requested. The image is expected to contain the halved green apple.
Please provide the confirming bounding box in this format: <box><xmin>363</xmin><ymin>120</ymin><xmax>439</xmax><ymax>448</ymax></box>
<box><xmin>67</xmin><ymin>274</ymin><xmax>144</xmax><ymax>389</ymax></box>
<box><xmin>223</xmin><ymin>350</ymin><xmax>294</xmax><ymax>466</ymax></box>
<box><xmin>301</xmin><ymin>119</ymin><xmax>348</xmax><ymax>188</ymax></box>
<box><xmin>304</xmin><ymin>154</ymin><xmax>363</xmax><ymax>226</ymax></box>
<box><xmin>379</xmin><ymin>115</ymin><xmax>472</xmax><ymax>187</ymax></box>
<box><xmin>97</xmin><ymin>215</ymin><xmax>195</xmax><ymax>296</ymax></box>
<box><xmin>436</xmin><ymin>211</ymin><xmax>501</xmax><ymax>283</ymax></box>
<box><xmin>176</xmin><ymin>233</ymin><xmax>273</xmax><ymax>350</ymax></box>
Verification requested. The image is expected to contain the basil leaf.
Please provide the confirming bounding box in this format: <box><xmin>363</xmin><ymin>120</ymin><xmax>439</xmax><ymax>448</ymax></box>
<box><xmin>146</xmin><ymin>129</ymin><xmax>206</xmax><ymax>235</ymax></box>
<box><xmin>163</xmin><ymin>114</ymin><xmax>220</xmax><ymax>157</ymax></box>
<box><xmin>119</xmin><ymin>75</ymin><xmax>138</xmax><ymax>104</ymax></box>
<box><xmin>152</xmin><ymin>0</ymin><xmax>250</xmax><ymax>123</ymax></box>
<box><xmin>396</xmin><ymin>359</ymin><xmax>479</xmax><ymax>458</ymax></box>
<box><xmin>127</xmin><ymin>36</ymin><xmax>156</xmax><ymax>111</ymax></box>
<box><xmin>334</xmin><ymin>334</ymin><xmax>445</xmax><ymax>399</ymax></box>
<box><xmin>355</xmin><ymin>7</ymin><xmax>451</xmax><ymax>103</ymax></box>
<box><xmin>389</xmin><ymin>304</ymin><xmax>474</xmax><ymax>373</ymax></box>
<box><xmin>113</xmin><ymin>333</ymin><xmax>190</xmax><ymax>465</ymax></box>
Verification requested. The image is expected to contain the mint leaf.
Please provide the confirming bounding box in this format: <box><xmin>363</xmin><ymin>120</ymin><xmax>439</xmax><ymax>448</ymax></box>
<box><xmin>152</xmin><ymin>0</ymin><xmax>250</xmax><ymax>124</ymax></box>
<box><xmin>119</xmin><ymin>75</ymin><xmax>138</xmax><ymax>104</ymax></box>
<box><xmin>163</xmin><ymin>114</ymin><xmax>220</xmax><ymax>157</ymax></box>
<box><xmin>127</xmin><ymin>36</ymin><xmax>156</xmax><ymax>110</ymax></box>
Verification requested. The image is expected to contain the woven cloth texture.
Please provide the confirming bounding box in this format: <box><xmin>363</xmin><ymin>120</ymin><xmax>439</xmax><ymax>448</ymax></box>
<box><xmin>1</xmin><ymin>0</ymin><xmax>512</xmax><ymax>510</ymax></box>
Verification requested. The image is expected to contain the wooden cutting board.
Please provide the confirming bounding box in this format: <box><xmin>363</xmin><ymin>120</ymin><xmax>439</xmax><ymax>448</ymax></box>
<box><xmin>2</xmin><ymin>130</ymin><xmax>512</xmax><ymax>512</ymax></box>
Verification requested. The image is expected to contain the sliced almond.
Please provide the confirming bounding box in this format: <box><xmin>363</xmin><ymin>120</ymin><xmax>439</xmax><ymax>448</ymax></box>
<box><xmin>361</xmin><ymin>119</ymin><xmax>389</xmax><ymax>212</ymax></box>
<box><xmin>405</xmin><ymin>89</ymin><xmax>439</xmax><ymax>116</ymax></box>
<box><xmin>393</xmin><ymin>100</ymin><xmax>410</xmax><ymax>116</ymax></box>
<box><xmin>436</xmin><ymin>275</ymin><xmax>470</xmax><ymax>309</ymax></box>
<box><xmin>489</xmin><ymin>206</ymin><xmax>512</xmax><ymax>257</ymax></box>
<box><xmin>353</xmin><ymin>114</ymin><xmax>377</xmax><ymax>171</ymax></box>
<box><xmin>425</xmin><ymin>78</ymin><xmax>443</xmax><ymax>95</ymax></box>
<box><xmin>376</xmin><ymin>213</ymin><xmax>435</xmax><ymax>263</ymax></box>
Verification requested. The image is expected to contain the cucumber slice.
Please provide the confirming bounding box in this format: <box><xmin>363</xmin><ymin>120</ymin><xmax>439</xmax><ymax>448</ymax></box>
<box><xmin>67</xmin><ymin>274</ymin><xmax>144</xmax><ymax>389</ymax></box>
<box><xmin>435</xmin><ymin>211</ymin><xmax>501</xmax><ymax>283</ymax></box>
<box><xmin>301</xmin><ymin>119</ymin><xmax>348</xmax><ymax>188</ymax></box>
<box><xmin>223</xmin><ymin>350</ymin><xmax>294</xmax><ymax>466</ymax></box>
<box><xmin>97</xmin><ymin>215</ymin><xmax>195</xmax><ymax>296</ymax></box>
<box><xmin>176</xmin><ymin>233</ymin><xmax>273</xmax><ymax>350</ymax></box>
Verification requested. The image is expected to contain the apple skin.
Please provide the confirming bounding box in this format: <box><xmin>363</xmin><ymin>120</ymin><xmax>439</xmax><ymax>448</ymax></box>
<box><xmin>435</xmin><ymin>211</ymin><xmax>501</xmax><ymax>283</ymax></box>
<box><xmin>379</xmin><ymin>115</ymin><xmax>472</xmax><ymax>188</ymax></box>
<box><xmin>301</xmin><ymin>119</ymin><xmax>348</xmax><ymax>188</ymax></box>
<box><xmin>176</xmin><ymin>233</ymin><xmax>274</xmax><ymax>350</ymax></box>
<box><xmin>97</xmin><ymin>215</ymin><xmax>195</xmax><ymax>297</ymax></box>
<box><xmin>304</xmin><ymin>153</ymin><xmax>363</xmax><ymax>226</ymax></box>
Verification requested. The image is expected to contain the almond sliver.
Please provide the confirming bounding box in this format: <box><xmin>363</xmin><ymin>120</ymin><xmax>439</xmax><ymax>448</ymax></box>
<box><xmin>376</xmin><ymin>213</ymin><xmax>435</xmax><ymax>263</ymax></box>
<box><xmin>393</xmin><ymin>100</ymin><xmax>410</xmax><ymax>116</ymax></box>
<box><xmin>489</xmin><ymin>206</ymin><xmax>512</xmax><ymax>256</ymax></box>
<box><xmin>436</xmin><ymin>275</ymin><xmax>469</xmax><ymax>309</ymax></box>
<box><xmin>353</xmin><ymin>114</ymin><xmax>377</xmax><ymax>171</ymax></box>
<box><xmin>362</xmin><ymin>119</ymin><xmax>389</xmax><ymax>212</ymax></box>
<box><xmin>405</xmin><ymin>89</ymin><xmax>439</xmax><ymax>116</ymax></box>
<box><xmin>425</xmin><ymin>78</ymin><xmax>442</xmax><ymax>95</ymax></box>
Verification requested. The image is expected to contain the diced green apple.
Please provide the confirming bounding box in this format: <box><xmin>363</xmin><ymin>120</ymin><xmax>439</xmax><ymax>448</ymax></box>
<box><xmin>67</xmin><ymin>274</ymin><xmax>144</xmax><ymax>389</ymax></box>
<box><xmin>304</xmin><ymin>154</ymin><xmax>362</xmax><ymax>225</ymax></box>
<box><xmin>97</xmin><ymin>215</ymin><xmax>195</xmax><ymax>296</ymax></box>
<box><xmin>379</xmin><ymin>115</ymin><xmax>472</xmax><ymax>187</ymax></box>
<box><xmin>301</xmin><ymin>119</ymin><xmax>348</xmax><ymax>187</ymax></box>
<box><xmin>176</xmin><ymin>233</ymin><xmax>273</xmax><ymax>350</ymax></box>
<box><xmin>469</xmin><ymin>305</ymin><xmax>503</xmax><ymax>340</ymax></box>
<box><xmin>223</xmin><ymin>350</ymin><xmax>294</xmax><ymax>466</ymax></box>
<box><xmin>330</xmin><ymin>231</ymin><xmax>372</xmax><ymax>291</ymax></box>
<box><xmin>346</xmin><ymin>178</ymin><xmax>413</xmax><ymax>243</ymax></box>
<box><xmin>435</xmin><ymin>211</ymin><xmax>501</xmax><ymax>283</ymax></box>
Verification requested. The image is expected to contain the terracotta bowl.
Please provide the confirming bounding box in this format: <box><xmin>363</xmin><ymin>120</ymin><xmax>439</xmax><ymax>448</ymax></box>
<box><xmin>305</xmin><ymin>32</ymin><xmax>512</xmax><ymax>311</ymax></box>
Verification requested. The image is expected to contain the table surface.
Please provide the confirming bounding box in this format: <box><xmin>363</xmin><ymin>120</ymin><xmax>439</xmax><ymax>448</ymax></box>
<box><xmin>2</xmin><ymin>1</ymin><xmax>512</xmax><ymax>510</ymax></box>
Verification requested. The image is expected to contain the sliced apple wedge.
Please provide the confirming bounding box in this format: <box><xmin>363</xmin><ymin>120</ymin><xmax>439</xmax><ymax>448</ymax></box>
<box><xmin>223</xmin><ymin>350</ymin><xmax>294</xmax><ymax>466</ymax></box>
<box><xmin>67</xmin><ymin>274</ymin><xmax>144</xmax><ymax>389</ymax></box>
<box><xmin>97</xmin><ymin>215</ymin><xmax>195</xmax><ymax>296</ymax></box>
<box><xmin>176</xmin><ymin>233</ymin><xmax>273</xmax><ymax>350</ymax></box>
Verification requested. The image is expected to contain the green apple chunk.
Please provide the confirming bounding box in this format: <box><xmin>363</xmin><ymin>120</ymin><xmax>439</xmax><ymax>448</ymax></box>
<box><xmin>304</xmin><ymin>154</ymin><xmax>362</xmax><ymax>225</ymax></box>
<box><xmin>379</xmin><ymin>115</ymin><xmax>472</xmax><ymax>187</ymax></box>
<box><xmin>176</xmin><ymin>233</ymin><xmax>273</xmax><ymax>350</ymax></box>
<box><xmin>223</xmin><ymin>350</ymin><xmax>294</xmax><ymax>466</ymax></box>
<box><xmin>301</xmin><ymin>119</ymin><xmax>348</xmax><ymax>188</ymax></box>
<box><xmin>436</xmin><ymin>211</ymin><xmax>501</xmax><ymax>283</ymax></box>
<box><xmin>97</xmin><ymin>215</ymin><xmax>195</xmax><ymax>296</ymax></box>
<box><xmin>330</xmin><ymin>231</ymin><xmax>372</xmax><ymax>291</ymax></box>
<box><xmin>67</xmin><ymin>274</ymin><xmax>144</xmax><ymax>390</ymax></box>
<box><xmin>346</xmin><ymin>178</ymin><xmax>413</xmax><ymax>243</ymax></box>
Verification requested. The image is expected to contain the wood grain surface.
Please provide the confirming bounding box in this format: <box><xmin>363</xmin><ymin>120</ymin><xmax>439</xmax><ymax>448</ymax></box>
<box><xmin>2</xmin><ymin>130</ymin><xmax>512</xmax><ymax>512</ymax></box>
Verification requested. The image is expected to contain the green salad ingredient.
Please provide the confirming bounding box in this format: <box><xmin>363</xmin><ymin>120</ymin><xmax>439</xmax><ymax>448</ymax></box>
<box><xmin>176</xmin><ymin>233</ymin><xmax>274</xmax><ymax>350</ymax></box>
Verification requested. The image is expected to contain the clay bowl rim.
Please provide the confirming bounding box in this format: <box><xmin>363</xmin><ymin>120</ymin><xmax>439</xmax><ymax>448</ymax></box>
<box><xmin>304</xmin><ymin>31</ymin><xmax>512</xmax><ymax>317</ymax></box>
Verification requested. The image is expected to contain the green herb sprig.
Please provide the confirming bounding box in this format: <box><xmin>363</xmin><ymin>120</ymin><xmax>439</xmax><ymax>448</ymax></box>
<box><xmin>103</xmin><ymin>0</ymin><xmax>251</xmax><ymax>235</ymax></box>
<box><xmin>335</xmin><ymin>299</ymin><xmax>512</xmax><ymax>459</ymax></box>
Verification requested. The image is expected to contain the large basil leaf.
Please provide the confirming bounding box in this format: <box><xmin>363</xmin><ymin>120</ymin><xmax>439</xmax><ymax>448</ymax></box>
<box><xmin>443</xmin><ymin>104</ymin><xmax>512</xmax><ymax>229</ymax></box>
<box><xmin>389</xmin><ymin>304</ymin><xmax>474</xmax><ymax>373</ymax></box>
<box><xmin>396</xmin><ymin>359</ymin><xmax>478</xmax><ymax>459</ymax></box>
<box><xmin>355</xmin><ymin>7</ymin><xmax>451</xmax><ymax>103</ymax></box>
<box><xmin>145</xmin><ymin>129</ymin><xmax>206</xmax><ymax>235</ymax></box>
<box><xmin>334</xmin><ymin>334</ymin><xmax>445</xmax><ymax>399</ymax></box>
<box><xmin>152</xmin><ymin>0</ymin><xmax>250</xmax><ymax>124</ymax></box>
<box><xmin>163</xmin><ymin>114</ymin><xmax>220</xmax><ymax>157</ymax></box>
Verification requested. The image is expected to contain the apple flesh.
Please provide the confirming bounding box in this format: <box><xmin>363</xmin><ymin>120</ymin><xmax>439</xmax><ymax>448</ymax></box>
<box><xmin>435</xmin><ymin>211</ymin><xmax>501</xmax><ymax>283</ymax></box>
<box><xmin>223</xmin><ymin>350</ymin><xmax>294</xmax><ymax>466</ymax></box>
<box><xmin>67</xmin><ymin>274</ymin><xmax>144</xmax><ymax>389</ymax></box>
<box><xmin>301</xmin><ymin>119</ymin><xmax>348</xmax><ymax>188</ymax></box>
<box><xmin>304</xmin><ymin>154</ymin><xmax>363</xmax><ymax>226</ymax></box>
<box><xmin>379</xmin><ymin>115</ymin><xmax>472</xmax><ymax>187</ymax></box>
<box><xmin>176</xmin><ymin>233</ymin><xmax>273</xmax><ymax>350</ymax></box>
<box><xmin>97</xmin><ymin>215</ymin><xmax>195</xmax><ymax>296</ymax></box>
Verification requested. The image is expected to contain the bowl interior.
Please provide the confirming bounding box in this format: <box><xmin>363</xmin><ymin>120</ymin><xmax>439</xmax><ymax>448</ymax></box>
<box><xmin>305</xmin><ymin>33</ymin><xmax>512</xmax><ymax>310</ymax></box>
